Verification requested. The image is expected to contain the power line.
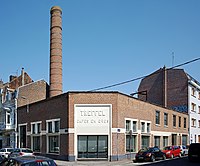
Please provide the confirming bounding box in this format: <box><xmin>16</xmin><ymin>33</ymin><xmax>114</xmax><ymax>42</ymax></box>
<box><xmin>90</xmin><ymin>57</ymin><xmax>200</xmax><ymax>92</ymax></box>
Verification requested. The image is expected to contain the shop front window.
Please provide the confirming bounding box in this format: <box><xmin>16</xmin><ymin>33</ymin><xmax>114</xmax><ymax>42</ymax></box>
<box><xmin>78</xmin><ymin>135</ymin><xmax>108</xmax><ymax>159</ymax></box>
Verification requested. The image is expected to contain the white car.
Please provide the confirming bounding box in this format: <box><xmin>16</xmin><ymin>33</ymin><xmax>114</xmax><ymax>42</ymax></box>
<box><xmin>9</xmin><ymin>148</ymin><xmax>34</xmax><ymax>158</ymax></box>
<box><xmin>178</xmin><ymin>145</ymin><xmax>189</xmax><ymax>156</ymax></box>
<box><xmin>0</xmin><ymin>148</ymin><xmax>14</xmax><ymax>158</ymax></box>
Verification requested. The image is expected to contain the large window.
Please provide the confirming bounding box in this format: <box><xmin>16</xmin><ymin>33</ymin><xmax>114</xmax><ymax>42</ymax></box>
<box><xmin>155</xmin><ymin>111</ymin><xmax>160</xmax><ymax>125</ymax></box>
<box><xmin>141</xmin><ymin>136</ymin><xmax>150</xmax><ymax>148</ymax></box>
<box><xmin>33</xmin><ymin>136</ymin><xmax>40</xmax><ymax>152</ymax></box>
<box><xmin>78</xmin><ymin>135</ymin><xmax>108</xmax><ymax>158</ymax></box>
<box><xmin>126</xmin><ymin>135</ymin><xmax>137</xmax><ymax>152</ymax></box>
<box><xmin>46</xmin><ymin>119</ymin><xmax>60</xmax><ymax>154</ymax></box>
<box><xmin>31</xmin><ymin>122</ymin><xmax>41</xmax><ymax>152</ymax></box>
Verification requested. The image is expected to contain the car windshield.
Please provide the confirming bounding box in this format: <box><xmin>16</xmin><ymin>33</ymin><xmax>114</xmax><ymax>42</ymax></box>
<box><xmin>163</xmin><ymin>146</ymin><xmax>172</xmax><ymax>150</ymax></box>
<box><xmin>7</xmin><ymin>149</ymin><xmax>13</xmax><ymax>152</ymax></box>
<box><xmin>138</xmin><ymin>147</ymin><xmax>149</xmax><ymax>153</ymax></box>
<box><xmin>22</xmin><ymin>149</ymin><xmax>33</xmax><ymax>153</ymax></box>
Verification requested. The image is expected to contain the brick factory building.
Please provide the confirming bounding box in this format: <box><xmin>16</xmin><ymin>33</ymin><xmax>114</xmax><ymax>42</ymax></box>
<box><xmin>17</xmin><ymin>91</ymin><xmax>188</xmax><ymax>161</ymax></box>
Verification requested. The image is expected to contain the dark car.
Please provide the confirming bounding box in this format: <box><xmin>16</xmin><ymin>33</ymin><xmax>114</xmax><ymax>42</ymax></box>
<box><xmin>1</xmin><ymin>155</ymin><xmax>57</xmax><ymax>166</ymax></box>
<box><xmin>135</xmin><ymin>147</ymin><xmax>166</xmax><ymax>162</ymax></box>
<box><xmin>188</xmin><ymin>143</ymin><xmax>200</xmax><ymax>162</ymax></box>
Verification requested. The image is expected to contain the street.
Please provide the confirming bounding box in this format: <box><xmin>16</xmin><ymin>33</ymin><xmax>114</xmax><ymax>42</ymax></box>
<box><xmin>55</xmin><ymin>157</ymin><xmax>200</xmax><ymax>166</ymax></box>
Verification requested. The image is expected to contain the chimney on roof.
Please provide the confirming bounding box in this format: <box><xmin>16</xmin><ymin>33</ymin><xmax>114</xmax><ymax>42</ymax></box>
<box><xmin>49</xmin><ymin>6</ymin><xmax>63</xmax><ymax>97</ymax></box>
<box><xmin>21</xmin><ymin>67</ymin><xmax>25</xmax><ymax>86</ymax></box>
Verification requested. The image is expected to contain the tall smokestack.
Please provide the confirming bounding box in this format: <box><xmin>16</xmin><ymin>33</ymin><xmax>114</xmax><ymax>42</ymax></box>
<box><xmin>49</xmin><ymin>6</ymin><xmax>63</xmax><ymax>97</ymax></box>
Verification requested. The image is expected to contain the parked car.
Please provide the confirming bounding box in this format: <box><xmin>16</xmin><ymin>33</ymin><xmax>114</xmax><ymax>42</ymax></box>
<box><xmin>135</xmin><ymin>147</ymin><xmax>166</xmax><ymax>162</ymax></box>
<box><xmin>178</xmin><ymin>145</ymin><xmax>189</xmax><ymax>156</ymax></box>
<box><xmin>188</xmin><ymin>143</ymin><xmax>200</xmax><ymax>162</ymax></box>
<box><xmin>0</xmin><ymin>148</ymin><xmax>14</xmax><ymax>158</ymax></box>
<box><xmin>9</xmin><ymin>148</ymin><xmax>34</xmax><ymax>158</ymax></box>
<box><xmin>1</xmin><ymin>155</ymin><xmax>57</xmax><ymax>166</ymax></box>
<box><xmin>162</xmin><ymin>145</ymin><xmax>181</xmax><ymax>158</ymax></box>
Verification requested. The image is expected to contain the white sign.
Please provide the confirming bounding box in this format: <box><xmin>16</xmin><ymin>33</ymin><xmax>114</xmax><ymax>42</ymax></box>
<box><xmin>75</xmin><ymin>105</ymin><xmax>111</xmax><ymax>134</ymax></box>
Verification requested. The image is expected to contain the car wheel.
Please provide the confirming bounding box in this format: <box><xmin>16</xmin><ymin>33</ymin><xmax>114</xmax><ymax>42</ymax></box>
<box><xmin>163</xmin><ymin>154</ymin><xmax>166</xmax><ymax>160</ymax></box>
<box><xmin>171</xmin><ymin>154</ymin><xmax>174</xmax><ymax>159</ymax></box>
<box><xmin>179</xmin><ymin>153</ymin><xmax>181</xmax><ymax>157</ymax></box>
<box><xmin>151</xmin><ymin>155</ymin><xmax>155</xmax><ymax>162</ymax></box>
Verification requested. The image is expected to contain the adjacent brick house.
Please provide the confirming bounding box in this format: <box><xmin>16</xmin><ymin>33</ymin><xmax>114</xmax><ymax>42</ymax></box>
<box><xmin>138</xmin><ymin>67</ymin><xmax>200</xmax><ymax>143</ymax></box>
<box><xmin>0</xmin><ymin>68</ymin><xmax>49</xmax><ymax>149</ymax></box>
<box><xmin>17</xmin><ymin>91</ymin><xmax>188</xmax><ymax>161</ymax></box>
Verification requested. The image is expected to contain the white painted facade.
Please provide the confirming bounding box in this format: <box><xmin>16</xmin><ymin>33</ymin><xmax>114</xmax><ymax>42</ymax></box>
<box><xmin>188</xmin><ymin>78</ymin><xmax>200</xmax><ymax>143</ymax></box>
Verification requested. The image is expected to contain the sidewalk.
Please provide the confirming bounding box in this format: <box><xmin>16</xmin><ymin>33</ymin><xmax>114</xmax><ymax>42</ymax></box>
<box><xmin>55</xmin><ymin>159</ymin><xmax>134</xmax><ymax>166</ymax></box>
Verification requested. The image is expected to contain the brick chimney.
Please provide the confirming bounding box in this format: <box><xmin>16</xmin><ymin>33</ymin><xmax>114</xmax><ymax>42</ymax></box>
<box><xmin>49</xmin><ymin>6</ymin><xmax>63</xmax><ymax>97</ymax></box>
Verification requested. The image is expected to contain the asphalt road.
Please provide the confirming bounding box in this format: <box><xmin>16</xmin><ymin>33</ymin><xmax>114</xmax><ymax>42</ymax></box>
<box><xmin>55</xmin><ymin>156</ymin><xmax>200</xmax><ymax>166</ymax></box>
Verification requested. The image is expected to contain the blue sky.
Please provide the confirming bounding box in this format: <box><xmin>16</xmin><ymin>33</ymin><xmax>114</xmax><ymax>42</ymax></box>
<box><xmin>1</xmin><ymin>0</ymin><xmax>200</xmax><ymax>94</ymax></box>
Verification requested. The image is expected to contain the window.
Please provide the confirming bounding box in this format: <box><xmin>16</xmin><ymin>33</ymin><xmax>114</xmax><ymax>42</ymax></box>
<box><xmin>32</xmin><ymin>124</ymin><xmax>36</xmax><ymax>134</ymax></box>
<box><xmin>184</xmin><ymin>118</ymin><xmax>187</xmax><ymax>128</ymax></box>
<box><xmin>199</xmin><ymin>92</ymin><xmax>200</xmax><ymax>99</ymax></box>
<box><xmin>31</xmin><ymin>122</ymin><xmax>41</xmax><ymax>134</ymax></box>
<box><xmin>192</xmin><ymin>118</ymin><xmax>196</xmax><ymax>127</ymax></box>
<box><xmin>191</xmin><ymin>87</ymin><xmax>196</xmax><ymax>97</ymax></box>
<box><xmin>155</xmin><ymin>111</ymin><xmax>160</xmax><ymax>125</ymax></box>
<box><xmin>147</xmin><ymin>123</ymin><xmax>151</xmax><ymax>133</ymax></box>
<box><xmin>78</xmin><ymin>135</ymin><xmax>108</xmax><ymax>158</ymax></box>
<box><xmin>6</xmin><ymin>114</ymin><xmax>10</xmax><ymax>124</ymax></box>
<box><xmin>47</xmin><ymin>120</ymin><xmax>60</xmax><ymax>133</ymax></box>
<box><xmin>154</xmin><ymin>136</ymin><xmax>160</xmax><ymax>148</ymax></box>
<box><xmin>191</xmin><ymin>103</ymin><xmax>196</xmax><ymax>112</ymax></box>
<box><xmin>173</xmin><ymin>115</ymin><xmax>176</xmax><ymax>127</ymax></box>
<box><xmin>163</xmin><ymin>136</ymin><xmax>168</xmax><ymax>147</ymax></box>
<box><xmin>141</xmin><ymin>136</ymin><xmax>150</xmax><ymax>148</ymax></box>
<box><xmin>198</xmin><ymin>106</ymin><xmax>200</xmax><ymax>114</ymax></box>
<box><xmin>33</xmin><ymin>136</ymin><xmax>40</xmax><ymax>152</ymax></box>
<box><xmin>132</xmin><ymin>121</ymin><xmax>137</xmax><ymax>132</ymax></box>
<box><xmin>179</xmin><ymin>117</ymin><xmax>181</xmax><ymax>128</ymax></box>
<box><xmin>126</xmin><ymin>135</ymin><xmax>137</xmax><ymax>152</ymax></box>
<box><xmin>54</xmin><ymin>121</ymin><xmax>60</xmax><ymax>133</ymax></box>
<box><xmin>46</xmin><ymin>119</ymin><xmax>60</xmax><ymax>154</ymax></box>
<box><xmin>126</xmin><ymin>120</ymin><xmax>131</xmax><ymax>132</ymax></box>
<box><xmin>141</xmin><ymin>122</ymin><xmax>145</xmax><ymax>132</ymax></box>
<box><xmin>164</xmin><ymin>113</ymin><xmax>168</xmax><ymax>126</ymax></box>
<box><xmin>48</xmin><ymin>122</ymin><xmax>53</xmax><ymax>133</ymax></box>
<box><xmin>199</xmin><ymin>120</ymin><xmax>200</xmax><ymax>128</ymax></box>
<box><xmin>49</xmin><ymin>136</ymin><xmax>59</xmax><ymax>153</ymax></box>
